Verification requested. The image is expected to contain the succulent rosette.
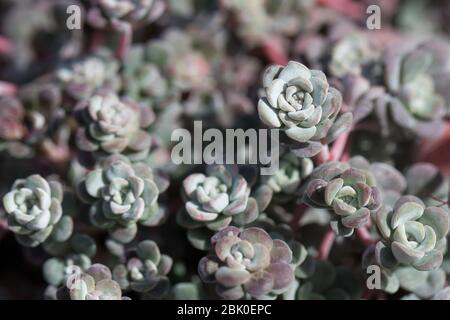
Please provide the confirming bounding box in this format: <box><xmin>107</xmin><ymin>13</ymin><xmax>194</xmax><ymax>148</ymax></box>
<box><xmin>77</xmin><ymin>158</ymin><xmax>163</xmax><ymax>243</ymax></box>
<box><xmin>178</xmin><ymin>165</ymin><xmax>259</xmax><ymax>250</ymax></box>
<box><xmin>374</xmin><ymin>195</ymin><xmax>450</xmax><ymax>271</ymax></box>
<box><xmin>57</xmin><ymin>264</ymin><xmax>126</xmax><ymax>300</ymax></box>
<box><xmin>75</xmin><ymin>92</ymin><xmax>155</xmax><ymax>161</ymax></box>
<box><xmin>261</xmin><ymin>152</ymin><xmax>313</xmax><ymax>203</ymax></box>
<box><xmin>113</xmin><ymin>240</ymin><xmax>172</xmax><ymax>297</ymax></box>
<box><xmin>304</xmin><ymin>160</ymin><xmax>382</xmax><ymax>236</ymax></box>
<box><xmin>86</xmin><ymin>0</ymin><xmax>166</xmax><ymax>30</ymax></box>
<box><xmin>0</xmin><ymin>95</ymin><xmax>32</xmax><ymax>157</ymax></box>
<box><xmin>2</xmin><ymin>175</ymin><xmax>71</xmax><ymax>247</ymax></box>
<box><xmin>258</xmin><ymin>61</ymin><xmax>352</xmax><ymax>157</ymax></box>
<box><xmin>329</xmin><ymin>33</ymin><xmax>378</xmax><ymax>78</ymax></box>
<box><xmin>383</xmin><ymin>40</ymin><xmax>450</xmax><ymax>138</ymax></box>
<box><xmin>198</xmin><ymin>226</ymin><xmax>295</xmax><ymax>300</ymax></box>
<box><xmin>56</xmin><ymin>52</ymin><xmax>120</xmax><ymax>101</ymax></box>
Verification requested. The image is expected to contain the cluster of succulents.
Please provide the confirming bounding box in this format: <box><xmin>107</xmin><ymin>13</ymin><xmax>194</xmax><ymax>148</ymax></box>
<box><xmin>1</xmin><ymin>0</ymin><xmax>450</xmax><ymax>302</ymax></box>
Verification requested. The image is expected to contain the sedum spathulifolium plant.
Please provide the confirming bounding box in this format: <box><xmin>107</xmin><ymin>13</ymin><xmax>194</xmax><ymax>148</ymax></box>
<box><xmin>2</xmin><ymin>0</ymin><xmax>450</xmax><ymax>301</ymax></box>
<box><xmin>198</xmin><ymin>226</ymin><xmax>294</xmax><ymax>300</ymax></box>
<box><xmin>257</xmin><ymin>61</ymin><xmax>353</xmax><ymax>157</ymax></box>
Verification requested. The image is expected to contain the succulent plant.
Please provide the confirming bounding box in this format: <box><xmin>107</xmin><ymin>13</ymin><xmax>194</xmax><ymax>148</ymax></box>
<box><xmin>2</xmin><ymin>175</ymin><xmax>72</xmax><ymax>247</ymax></box>
<box><xmin>261</xmin><ymin>152</ymin><xmax>313</xmax><ymax>203</ymax></box>
<box><xmin>86</xmin><ymin>0</ymin><xmax>166</xmax><ymax>30</ymax></box>
<box><xmin>75</xmin><ymin>92</ymin><xmax>155</xmax><ymax>161</ymax></box>
<box><xmin>56</xmin><ymin>52</ymin><xmax>121</xmax><ymax>101</ymax></box>
<box><xmin>0</xmin><ymin>95</ymin><xmax>32</xmax><ymax>157</ymax></box>
<box><xmin>258</xmin><ymin>61</ymin><xmax>352</xmax><ymax>157</ymax></box>
<box><xmin>43</xmin><ymin>233</ymin><xmax>97</xmax><ymax>290</ymax></box>
<box><xmin>57</xmin><ymin>264</ymin><xmax>126</xmax><ymax>300</ymax></box>
<box><xmin>77</xmin><ymin>158</ymin><xmax>163</xmax><ymax>243</ymax></box>
<box><xmin>329</xmin><ymin>33</ymin><xmax>378</xmax><ymax>78</ymax></box>
<box><xmin>304</xmin><ymin>159</ymin><xmax>382</xmax><ymax>236</ymax></box>
<box><xmin>198</xmin><ymin>226</ymin><xmax>295</xmax><ymax>299</ymax></box>
<box><xmin>112</xmin><ymin>240</ymin><xmax>172</xmax><ymax>297</ymax></box>
<box><xmin>178</xmin><ymin>165</ymin><xmax>259</xmax><ymax>250</ymax></box>
<box><xmin>383</xmin><ymin>40</ymin><xmax>450</xmax><ymax>138</ymax></box>
<box><xmin>375</xmin><ymin>195</ymin><xmax>450</xmax><ymax>271</ymax></box>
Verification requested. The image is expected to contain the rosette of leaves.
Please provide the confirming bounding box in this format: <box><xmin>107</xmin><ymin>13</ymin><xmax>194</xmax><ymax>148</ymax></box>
<box><xmin>383</xmin><ymin>40</ymin><xmax>450</xmax><ymax>138</ymax></box>
<box><xmin>56</xmin><ymin>51</ymin><xmax>120</xmax><ymax>101</ymax></box>
<box><xmin>178</xmin><ymin>165</ymin><xmax>259</xmax><ymax>250</ymax></box>
<box><xmin>0</xmin><ymin>96</ymin><xmax>32</xmax><ymax>158</ymax></box>
<box><xmin>258</xmin><ymin>61</ymin><xmax>352</xmax><ymax>157</ymax></box>
<box><xmin>43</xmin><ymin>234</ymin><xmax>97</xmax><ymax>289</ymax></box>
<box><xmin>121</xmin><ymin>44</ymin><xmax>174</xmax><ymax>109</ymax></box>
<box><xmin>198</xmin><ymin>226</ymin><xmax>295</xmax><ymax>300</ymax></box>
<box><xmin>405</xmin><ymin>163</ymin><xmax>448</xmax><ymax>208</ymax></box>
<box><xmin>329</xmin><ymin>33</ymin><xmax>378</xmax><ymax>78</ymax></box>
<box><xmin>86</xmin><ymin>0</ymin><xmax>166</xmax><ymax>30</ymax></box>
<box><xmin>75</xmin><ymin>92</ymin><xmax>155</xmax><ymax>161</ymax></box>
<box><xmin>2</xmin><ymin>175</ymin><xmax>72</xmax><ymax>247</ymax></box>
<box><xmin>57</xmin><ymin>264</ymin><xmax>125</xmax><ymax>300</ymax></box>
<box><xmin>374</xmin><ymin>195</ymin><xmax>450</xmax><ymax>271</ymax></box>
<box><xmin>77</xmin><ymin>158</ymin><xmax>163</xmax><ymax>243</ymax></box>
<box><xmin>261</xmin><ymin>152</ymin><xmax>313</xmax><ymax>203</ymax></box>
<box><xmin>292</xmin><ymin>261</ymin><xmax>362</xmax><ymax>300</ymax></box>
<box><xmin>112</xmin><ymin>240</ymin><xmax>172</xmax><ymax>298</ymax></box>
<box><xmin>304</xmin><ymin>160</ymin><xmax>382</xmax><ymax>236</ymax></box>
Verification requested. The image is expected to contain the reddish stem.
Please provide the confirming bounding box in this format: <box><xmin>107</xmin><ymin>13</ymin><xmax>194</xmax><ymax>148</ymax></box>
<box><xmin>0</xmin><ymin>81</ymin><xmax>17</xmax><ymax>96</ymax></box>
<box><xmin>261</xmin><ymin>37</ymin><xmax>288</xmax><ymax>65</ymax></box>
<box><xmin>319</xmin><ymin>227</ymin><xmax>336</xmax><ymax>260</ymax></box>
<box><xmin>115</xmin><ymin>24</ymin><xmax>132</xmax><ymax>60</ymax></box>
<box><xmin>329</xmin><ymin>130</ymin><xmax>350</xmax><ymax>161</ymax></box>
<box><xmin>356</xmin><ymin>227</ymin><xmax>376</xmax><ymax>247</ymax></box>
<box><xmin>0</xmin><ymin>36</ymin><xmax>12</xmax><ymax>55</ymax></box>
<box><xmin>317</xmin><ymin>0</ymin><xmax>364</xmax><ymax>19</ymax></box>
<box><xmin>313</xmin><ymin>145</ymin><xmax>330</xmax><ymax>166</ymax></box>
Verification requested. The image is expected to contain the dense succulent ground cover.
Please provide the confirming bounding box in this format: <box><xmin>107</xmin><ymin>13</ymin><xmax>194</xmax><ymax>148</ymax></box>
<box><xmin>1</xmin><ymin>0</ymin><xmax>450</xmax><ymax>300</ymax></box>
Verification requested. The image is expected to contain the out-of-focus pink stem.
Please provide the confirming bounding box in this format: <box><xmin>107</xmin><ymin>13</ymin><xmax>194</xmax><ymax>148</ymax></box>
<box><xmin>262</xmin><ymin>37</ymin><xmax>288</xmax><ymax>65</ymax></box>
<box><xmin>0</xmin><ymin>36</ymin><xmax>12</xmax><ymax>55</ymax></box>
<box><xmin>317</xmin><ymin>0</ymin><xmax>364</xmax><ymax>20</ymax></box>
<box><xmin>330</xmin><ymin>130</ymin><xmax>350</xmax><ymax>161</ymax></box>
<box><xmin>0</xmin><ymin>81</ymin><xmax>17</xmax><ymax>96</ymax></box>
<box><xmin>319</xmin><ymin>228</ymin><xmax>336</xmax><ymax>260</ymax></box>
<box><xmin>115</xmin><ymin>24</ymin><xmax>132</xmax><ymax>60</ymax></box>
<box><xmin>356</xmin><ymin>227</ymin><xmax>376</xmax><ymax>247</ymax></box>
<box><xmin>313</xmin><ymin>145</ymin><xmax>330</xmax><ymax>166</ymax></box>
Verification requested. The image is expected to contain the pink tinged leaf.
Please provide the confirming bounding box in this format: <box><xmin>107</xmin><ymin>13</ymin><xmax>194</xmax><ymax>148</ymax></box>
<box><xmin>270</xmin><ymin>239</ymin><xmax>293</xmax><ymax>264</ymax></box>
<box><xmin>341</xmin><ymin>207</ymin><xmax>370</xmax><ymax>228</ymax></box>
<box><xmin>391</xmin><ymin>202</ymin><xmax>424</xmax><ymax>229</ymax></box>
<box><xmin>324</xmin><ymin>178</ymin><xmax>344</xmax><ymax>206</ymax></box>
<box><xmin>185</xmin><ymin>202</ymin><xmax>218</xmax><ymax>222</ymax></box>
<box><xmin>240</xmin><ymin>227</ymin><xmax>273</xmax><ymax>249</ymax></box>
<box><xmin>413</xmin><ymin>250</ymin><xmax>443</xmax><ymax>271</ymax></box>
<box><xmin>258</xmin><ymin>98</ymin><xmax>281</xmax><ymax>128</ymax></box>
<box><xmin>215</xmin><ymin>267</ymin><xmax>251</xmax><ymax>287</ymax></box>
<box><xmin>246</xmin><ymin>243</ymin><xmax>271</xmax><ymax>272</ymax></box>
<box><xmin>267</xmin><ymin>262</ymin><xmax>294</xmax><ymax>290</ymax></box>
<box><xmin>420</xmin><ymin>206</ymin><xmax>450</xmax><ymax>239</ymax></box>
<box><xmin>391</xmin><ymin>241</ymin><xmax>425</xmax><ymax>265</ymax></box>
<box><xmin>333</xmin><ymin>198</ymin><xmax>356</xmax><ymax>216</ymax></box>
<box><xmin>183</xmin><ymin>174</ymin><xmax>205</xmax><ymax>196</ymax></box>
<box><xmin>128</xmin><ymin>130</ymin><xmax>152</xmax><ymax>151</ymax></box>
<box><xmin>244</xmin><ymin>271</ymin><xmax>274</xmax><ymax>298</ymax></box>
<box><xmin>214</xmin><ymin>234</ymin><xmax>242</xmax><ymax>261</ymax></box>
<box><xmin>203</xmin><ymin>193</ymin><xmax>229</xmax><ymax>213</ymax></box>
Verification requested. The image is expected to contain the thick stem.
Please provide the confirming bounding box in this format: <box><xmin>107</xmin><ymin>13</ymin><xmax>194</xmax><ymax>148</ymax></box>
<box><xmin>313</xmin><ymin>145</ymin><xmax>330</xmax><ymax>166</ymax></box>
<box><xmin>115</xmin><ymin>23</ymin><xmax>132</xmax><ymax>60</ymax></box>
<box><xmin>319</xmin><ymin>227</ymin><xmax>336</xmax><ymax>260</ymax></box>
<box><xmin>0</xmin><ymin>81</ymin><xmax>17</xmax><ymax>96</ymax></box>
<box><xmin>356</xmin><ymin>227</ymin><xmax>376</xmax><ymax>247</ymax></box>
<box><xmin>0</xmin><ymin>36</ymin><xmax>12</xmax><ymax>55</ymax></box>
<box><xmin>261</xmin><ymin>37</ymin><xmax>288</xmax><ymax>65</ymax></box>
<box><xmin>329</xmin><ymin>130</ymin><xmax>350</xmax><ymax>161</ymax></box>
